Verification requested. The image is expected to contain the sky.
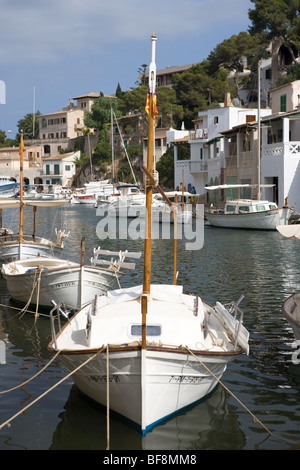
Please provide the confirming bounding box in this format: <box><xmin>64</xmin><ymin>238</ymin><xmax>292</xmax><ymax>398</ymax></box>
<box><xmin>0</xmin><ymin>0</ymin><xmax>253</xmax><ymax>135</ymax></box>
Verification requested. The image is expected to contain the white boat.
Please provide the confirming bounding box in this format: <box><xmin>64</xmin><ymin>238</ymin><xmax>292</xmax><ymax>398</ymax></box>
<box><xmin>95</xmin><ymin>184</ymin><xmax>143</xmax><ymax>210</ymax></box>
<box><xmin>0</xmin><ymin>198</ymin><xmax>69</xmax><ymax>264</ymax></box>
<box><xmin>71</xmin><ymin>181</ymin><xmax>115</xmax><ymax>204</ymax></box>
<box><xmin>0</xmin><ymin>176</ymin><xmax>19</xmax><ymax>198</ymax></box>
<box><xmin>205</xmin><ymin>199</ymin><xmax>293</xmax><ymax>230</ymax></box>
<box><xmin>98</xmin><ymin>189</ymin><xmax>194</xmax><ymax>224</ymax></box>
<box><xmin>277</xmin><ymin>224</ymin><xmax>300</xmax><ymax>340</ymax></box>
<box><xmin>1</xmin><ymin>247</ymin><xmax>141</xmax><ymax>312</ymax></box>
<box><xmin>48</xmin><ymin>34</ymin><xmax>249</xmax><ymax>436</ymax></box>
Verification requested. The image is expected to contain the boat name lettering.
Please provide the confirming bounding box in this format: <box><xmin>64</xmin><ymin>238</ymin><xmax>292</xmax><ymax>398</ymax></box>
<box><xmin>52</xmin><ymin>281</ymin><xmax>76</xmax><ymax>289</ymax></box>
<box><xmin>169</xmin><ymin>375</ymin><xmax>203</xmax><ymax>384</ymax></box>
<box><xmin>86</xmin><ymin>375</ymin><xmax>120</xmax><ymax>383</ymax></box>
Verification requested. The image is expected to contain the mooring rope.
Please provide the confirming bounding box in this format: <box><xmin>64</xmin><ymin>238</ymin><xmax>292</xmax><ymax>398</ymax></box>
<box><xmin>0</xmin><ymin>347</ymin><xmax>105</xmax><ymax>431</ymax></box>
<box><xmin>0</xmin><ymin>351</ymin><xmax>61</xmax><ymax>395</ymax></box>
<box><xmin>185</xmin><ymin>346</ymin><xmax>297</xmax><ymax>445</ymax></box>
<box><xmin>106</xmin><ymin>345</ymin><xmax>110</xmax><ymax>450</ymax></box>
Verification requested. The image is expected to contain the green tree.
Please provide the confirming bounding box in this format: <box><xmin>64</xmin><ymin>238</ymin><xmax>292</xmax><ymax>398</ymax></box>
<box><xmin>84</xmin><ymin>94</ymin><xmax>120</xmax><ymax>130</ymax></box>
<box><xmin>116</xmin><ymin>83</ymin><xmax>123</xmax><ymax>98</ymax></box>
<box><xmin>0</xmin><ymin>130</ymin><xmax>6</xmax><ymax>145</ymax></box>
<box><xmin>136</xmin><ymin>64</ymin><xmax>148</xmax><ymax>87</ymax></box>
<box><xmin>155</xmin><ymin>87</ymin><xmax>184</xmax><ymax>129</ymax></box>
<box><xmin>248</xmin><ymin>0</ymin><xmax>300</xmax><ymax>84</ymax></box>
<box><xmin>118</xmin><ymin>86</ymin><xmax>149</xmax><ymax>115</ymax></box>
<box><xmin>17</xmin><ymin>111</ymin><xmax>40</xmax><ymax>139</ymax></box>
<box><xmin>207</xmin><ymin>32</ymin><xmax>263</xmax><ymax>104</ymax></box>
<box><xmin>156</xmin><ymin>146</ymin><xmax>175</xmax><ymax>188</ymax></box>
<box><xmin>275</xmin><ymin>61</ymin><xmax>300</xmax><ymax>86</ymax></box>
<box><xmin>172</xmin><ymin>61</ymin><xmax>231</xmax><ymax>128</ymax></box>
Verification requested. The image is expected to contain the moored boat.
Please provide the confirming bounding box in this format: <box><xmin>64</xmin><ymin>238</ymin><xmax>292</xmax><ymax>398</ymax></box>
<box><xmin>2</xmin><ymin>247</ymin><xmax>141</xmax><ymax>312</ymax></box>
<box><xmin>205</xmin><ymin>199</ymin><xmax>293</xmax><ymax>230</ymax></box>
<box><xmin>48</xmin><ymin>33</ymin><xmax>250</xmax><ymax>436</ymax></box>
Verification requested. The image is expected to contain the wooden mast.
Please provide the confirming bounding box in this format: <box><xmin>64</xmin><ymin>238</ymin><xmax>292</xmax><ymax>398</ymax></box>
<box><xmin>141</xmin><ymin>33</ymin><xmax>157</xmax><ymax>435</ymax></box>
<box><xmin>141</xmin><ymin>32</ymin><xmax>157</xmax><ymax>350</ymax></box>
<box><xmin>19</xmin><ymin>132</ymin><xmax>24</xmax><ymax>247</ymax></box>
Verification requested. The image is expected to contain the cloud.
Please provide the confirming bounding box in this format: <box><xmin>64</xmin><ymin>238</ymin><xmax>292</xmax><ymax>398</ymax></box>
<box><xmin>0</xmin><ymin>0</ymin><xmax>252</xmax><ymax>64</ymax></box>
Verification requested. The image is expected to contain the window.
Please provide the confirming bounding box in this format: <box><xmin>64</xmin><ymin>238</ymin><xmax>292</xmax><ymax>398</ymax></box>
<box><xmin>256</xmin><ymin>205</ymin><xmax>266</xmax><ymax>211</ymax></box>
<box><xmin>241</xmin><ymin>179</ymin><xmax>251</xmax><ymax>199</ymax></box>
<box><xmin>48</xmin><ymin>119</ymin><xmax>53</xmax><ymax>125</ymax></box>
<box><xmin>226</xmin><ymin>205</ymin><xmax>236</xmax><ymax>212</ymax></box>
<box><xmin>280</xmin><ymin>95</ymin><xmax>287</xmax><ymax>112</ymax></box>
<box><xmin>130</xmin><ymin>325</ymin><xmax>161</xmax><ymax>336</ymax></box>
<box><xmin>65</xmin><ymin>165</ymin><xmax>71</xmax><ymax>171</ymax></box>
<box><xmin>54</xmin><ymin>164</ymin><xmax>60</xmax><ymax>175</ymax></box>
<box><xmin>46</xmin><ymin>164</ymin><xmax>50</xmax><ymax>175</ymax></box>
<box><xmin>239</xmin><ymin>206</ymin><xmax>250</xmax><ymax>212</ymax></box>
<box><xmin>214</xmin><ymin>116</ymin><xmax>219</xmax><ymax>125</ymax></box>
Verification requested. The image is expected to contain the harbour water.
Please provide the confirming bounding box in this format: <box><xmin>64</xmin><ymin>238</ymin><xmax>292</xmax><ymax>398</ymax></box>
<box><xmin>1</xmin><ymin>203</ymin><xmax>300</xmax><ymax>451</ymax></box>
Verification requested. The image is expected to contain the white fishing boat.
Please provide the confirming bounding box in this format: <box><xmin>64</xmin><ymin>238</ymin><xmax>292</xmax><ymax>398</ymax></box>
<box><xmin>1</xmin><ymin>245</ymin><xmax>141</xmax><ymax>312</ymax></box>
<box><xmin>48</xmin><ymin>34</ymin><xmax>249</xmax><ymax>436</ymax></box>
<box><xmin>205</xmin><ymin>198</ymin><xmax>293</xmax><ymax>230</ymax></box>
<box><xmin>0</xmin><ymin>187</ymin><xmax>68</xmax><ymax>264</ymax></box>
<box><xmin>277</xmin><ymin>224</ymin><xmax>300</xmax><ymax>340</ymax></box>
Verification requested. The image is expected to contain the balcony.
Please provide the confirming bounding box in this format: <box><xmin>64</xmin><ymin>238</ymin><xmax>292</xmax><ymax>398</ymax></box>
<box><xmin>176</xmin><ymin>159</ymin><xmax>208</xmax><ymax>173</ymax></box>
<box><xmin>262</xmin><ymin>141</ymin><xmax>300</xmax><ymax>158</ymax></box>
<box><xmin>189</xmin><ymin>129</ymin><xmax>208</xmax><ymax>141</ymax></box>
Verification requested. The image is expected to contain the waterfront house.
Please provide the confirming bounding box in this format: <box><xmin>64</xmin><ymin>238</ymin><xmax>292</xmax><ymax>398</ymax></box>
<box><xmin>174</xmin><ymin>93</ymin><xmax>271</xmax><ymax>198</ymax></box>
<box><xmin>41</xmin><ymin>150</ymin><xmax>80</xmax><ymax>187</ymax></box>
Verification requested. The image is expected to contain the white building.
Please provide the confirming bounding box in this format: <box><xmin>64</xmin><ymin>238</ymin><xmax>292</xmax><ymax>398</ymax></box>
<box><xmin>261</xmin><ymin>81</ymin><xmax>300</xmax><ymax>210</ymax></box>
<box><xmin>174</xmin><ymin>93</ymin><xmax>271</xmax><ymax>195</ymax></box>
<box><xmin>41</xmin><ymin>151</ymin><xmax>80</xmax><ymax>187</ymax></box>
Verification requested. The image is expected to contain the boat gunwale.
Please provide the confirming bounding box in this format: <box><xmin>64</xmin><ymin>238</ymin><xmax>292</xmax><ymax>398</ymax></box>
<box><xmin>47</xmin><ymin>342</ymin><xmax>242</xmax><ymax>357</ymax></box>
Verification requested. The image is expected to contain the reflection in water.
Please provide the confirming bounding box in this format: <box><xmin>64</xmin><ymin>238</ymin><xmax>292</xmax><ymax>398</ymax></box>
<box><xmin>1</xmin><ymin>205</ymin><xmax>300</xmax><ymax>449</ymax></box>
<box><xmin>50</xmin><ymin>385</ymin><xmax>246</xmax><ymax>450</ymax></box>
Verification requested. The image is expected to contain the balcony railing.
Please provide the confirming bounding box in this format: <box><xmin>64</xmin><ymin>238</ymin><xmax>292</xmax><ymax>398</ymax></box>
<box><xmin>262</xmin><ymin>141</ymin><xmax>300</xmax><ymax>158</ymax></box>
<box><xmin>189</xmin><ymin>129</ymin><xmax>208</xmax><ymax>140</ymax></box>
<box><xmin>176</xmin><ymin>160</ymin><xmax>208</xmax><ymax>172</ymax></box>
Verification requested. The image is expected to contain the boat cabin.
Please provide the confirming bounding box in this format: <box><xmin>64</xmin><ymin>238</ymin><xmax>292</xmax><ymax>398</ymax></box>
<box><xmin>224</xmin><ymin>199</ymin><xmax>278</xmax><ymax>214</ymax></box>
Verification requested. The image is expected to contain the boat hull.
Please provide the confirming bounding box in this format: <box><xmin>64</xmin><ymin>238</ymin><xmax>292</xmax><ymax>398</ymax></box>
<box><xmin>2</xmin><ymin>264</ymin><xmax>116</xmax><ymax>311</ymax></box>
<box><xmin>0</xmin><ymin>235</ymin><xmax>63</xmax><ymax>264</ymax></box>
<box><xmin>205</xmin><ymin>206</ymin><xmax>291</xmax><ymax>230</ymax></box>
<box><xmin>282</xmin><ymin>293</ymin><xmax>300</xmax><ymax>340</ymax></box>
<box><xmin>59</xmin><ymin>347</ymin><xmax>233</xmax><ymax>434</ymax></box>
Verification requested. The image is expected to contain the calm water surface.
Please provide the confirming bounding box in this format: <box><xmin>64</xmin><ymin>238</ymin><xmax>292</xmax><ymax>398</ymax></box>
<box><xmin>1</xmin><ymin>203</ymin><xmax>300</xmax><ymax>451</ymax></box>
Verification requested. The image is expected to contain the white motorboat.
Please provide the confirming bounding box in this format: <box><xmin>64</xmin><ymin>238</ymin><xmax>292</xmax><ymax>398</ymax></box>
<box><xmin>277</xmin><ymin>224</ymin><xmax>300</xmax><ymax>340</ymax></box>
<box><xmin>71</xmin><ymin>181</ymin><xmax>115</xmax><ymax>204</ymax></box>
<box><xmin>48</xmin><ymin>34</ymin><xmax>249</xmax><ymax>436</ymax></box>
<box><xmin>2</xmin><ymin>247</ymin><xmax>141</xmax><ymax>312</ymax></box>
<box><xmin>205</xmin><ymin>199</ymin><xmax>293</xmax><ymax>230</ymax></box>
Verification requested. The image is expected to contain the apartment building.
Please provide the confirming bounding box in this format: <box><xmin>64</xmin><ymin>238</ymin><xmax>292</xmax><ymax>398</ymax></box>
<box><xmin>37</xmin><ymin>93</ymin><xmax>101</xmax><ymax>156</ymax></box>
